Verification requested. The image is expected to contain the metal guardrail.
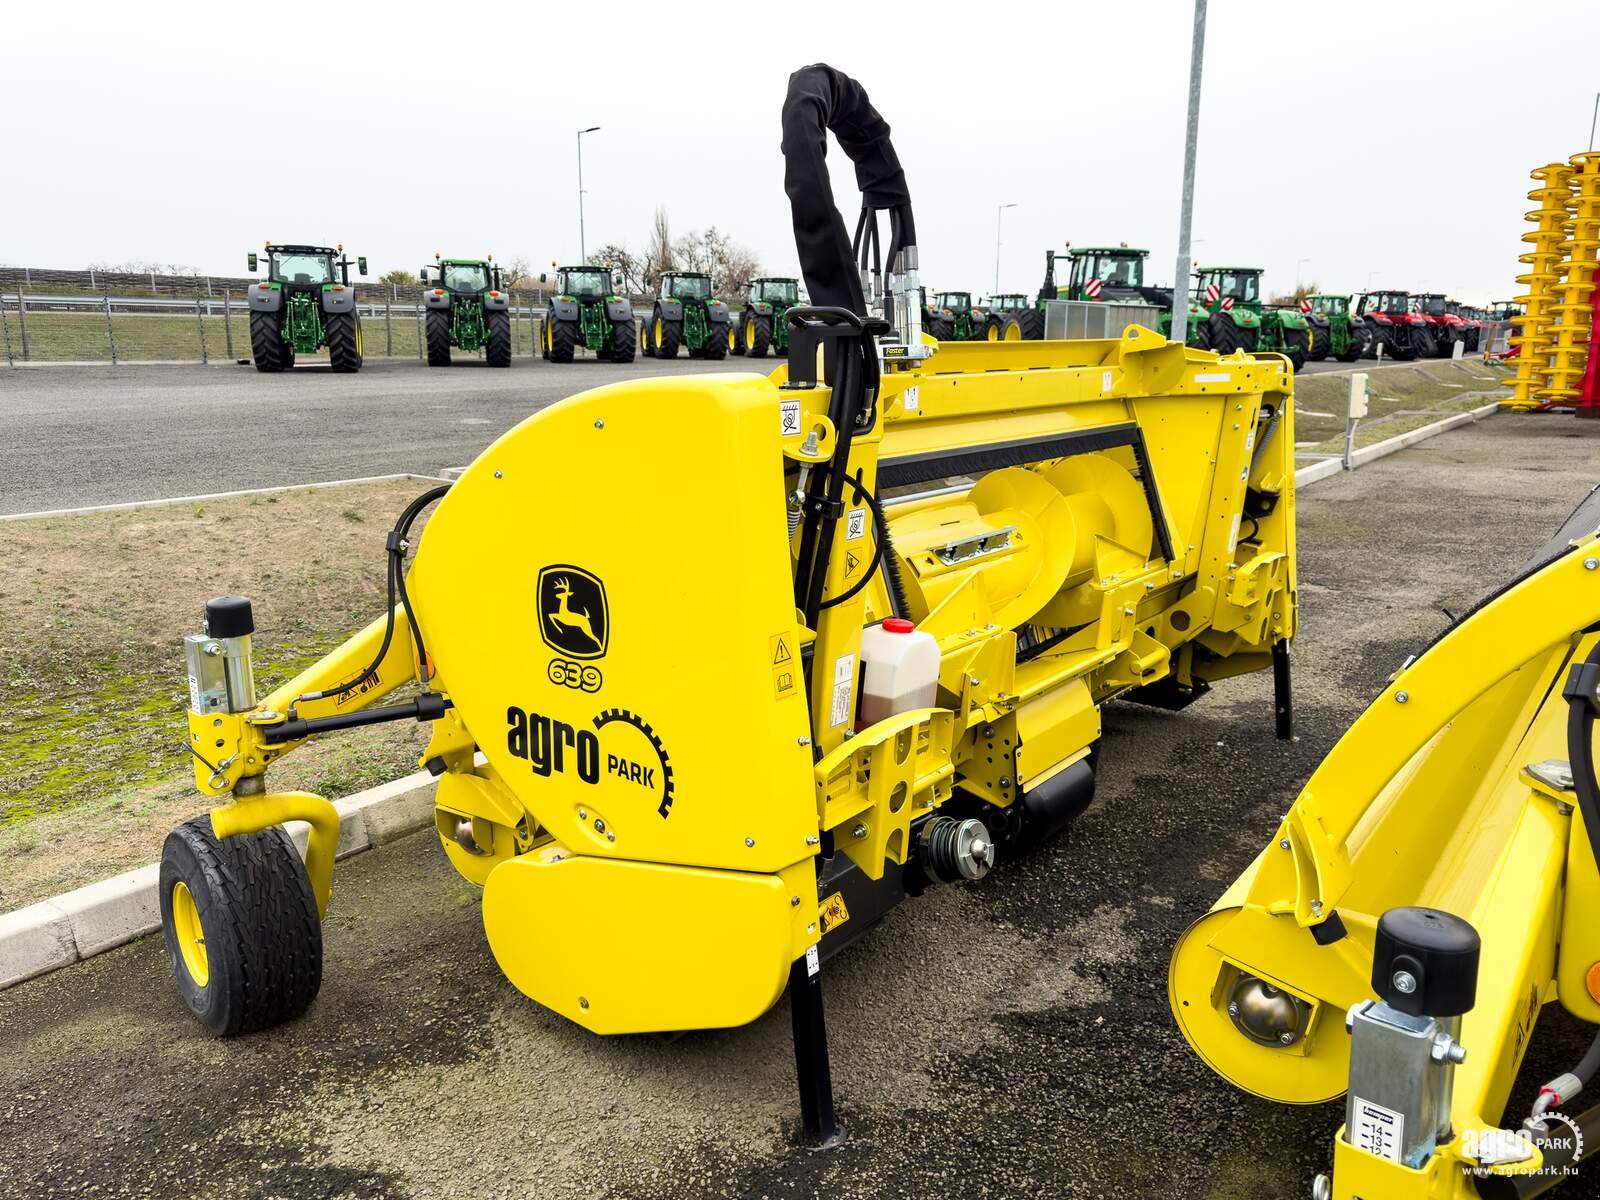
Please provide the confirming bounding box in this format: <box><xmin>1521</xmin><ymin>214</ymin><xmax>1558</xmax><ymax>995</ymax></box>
<box><xmin>0</xmin><ymin>291</ymin><xmax>551</xmax><ymax>366</ymax></box>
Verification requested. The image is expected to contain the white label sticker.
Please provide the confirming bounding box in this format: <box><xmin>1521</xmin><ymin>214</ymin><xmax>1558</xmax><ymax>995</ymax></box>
<box><xmin>1227</xmin><ymin>512</ymin><xmax>1241</xmax><ymax>553</ymax></box>
<box><xmin>1102</xmin><ymin>370</ymin><xmax>1113</xmax><ymax>392</ymax></box>
<box><xmin>187</xmin><ymin>673</ymin><xmax>201</xmax><ymax>712</ymax></box>
<box><xmin>1194</xmin><ymin>372</ymin><xmax>1232</xmax><ymax>383</ymax></box>
<box><xmin>1245</xmin><ymin>429</ymin><xmax>1256</xmax><ymax>451</ymax></box>
<box><xmin>805</xmin><ymin>944</ymin><xmax>820</xmax><ymax>976</ymax></box>
<box><xmin>1350</xmin><ymin>1097</ymin><xmax>1405</xmax><ymax>1164</ymax></box>
<box><xmin>846</xmin><ymin>508</ymin><xmax>867</xmax><ymax>541</ymax></box>
<box><xmin>829</xmin><ymin>653</ymin><xmax>857</xmax><ymax>728</ymax></box>
<box><xmin>780</xmin><ymin>399</ymin><xmax>801</xmax><ymax>436</ymax></box>
<box><xmin>903</xmin><ymin>385</ymin><xmax>920</xmax><ymax>412</ymax></box>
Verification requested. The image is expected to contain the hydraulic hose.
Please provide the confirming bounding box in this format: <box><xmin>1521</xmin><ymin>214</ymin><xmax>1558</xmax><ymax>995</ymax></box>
<box><xmin>781</xmin><ymin>64</ymin><xmax>915</xmax><ymax>317</ymax></box>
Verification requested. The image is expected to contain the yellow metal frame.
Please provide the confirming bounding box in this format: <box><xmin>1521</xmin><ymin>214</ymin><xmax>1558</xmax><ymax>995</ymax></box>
<box><xmin>1172</xmin><ymin>530</ymin><xmax>1600</xmax><ymax>1198</ymax></box>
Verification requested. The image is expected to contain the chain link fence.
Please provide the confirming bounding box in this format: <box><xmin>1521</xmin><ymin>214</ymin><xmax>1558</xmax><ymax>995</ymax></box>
<box><xmin>0</xmin><ymin>288</ymin><xmax>552</xmax><ymax>366</ymax></box>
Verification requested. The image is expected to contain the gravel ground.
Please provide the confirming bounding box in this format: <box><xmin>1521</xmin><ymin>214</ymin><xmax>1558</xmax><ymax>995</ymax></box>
<box><xmin>0</xmin><ymin>354</ymin><xmax>1419</xmax><ymax>515</ymax></box>
<box><xmin>1</xmin><ymin>414</ymin><xmax>1596</xmax><ymax>1200</ymax></box>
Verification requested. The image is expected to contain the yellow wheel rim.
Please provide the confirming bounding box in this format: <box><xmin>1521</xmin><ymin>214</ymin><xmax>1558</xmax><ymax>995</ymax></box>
<box><xmin>987</xmin><ymin>323</ymin><xmax>1000</xmax><ymax>341</ymax></box>
<box><xmin>172</xmin><ymin>881</ymin><xmax>209</xmax><ymax>987</ymax></box>
<box><xmin>729</xmin><ymin>326</ymin><xmax>737</xmax><ymax>350</ymax></box>
<box><xmin>654</xmin><ymin>318</ymin><xmax>664</xmax><ymax>344</ymax></box>
<box><xmin>745</xmin><ymin>322</ymin><xmax>756</xmax><ymax>349</ymax></box>
<box><xmin>355</xmin><ymin>319</ymin><xmax>365</xmax><ymax>356</ymax></box>
<box><xmin>1003</xmin><ymin>321</ymin><xmax>1022</xmax><ymax>341</ymax></box>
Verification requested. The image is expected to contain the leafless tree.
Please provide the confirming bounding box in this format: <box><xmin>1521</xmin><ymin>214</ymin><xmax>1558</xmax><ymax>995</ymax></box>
<box><xmin>500</xmin><ymin>256</ymin><xmax>533</xmax><ymax>289</ymax></box>
<box><xmin>587</xmin><ymin>244</ymin><xmax>647</xmax><ymax>296</ymax></box>
<box><xmin>672</xmin><ymin>226</ymin><xmax>762</xmax><ymax>300</ymax></box>
<box><xmin>645</xmin><ymin>207</ymin><xmax>675</xmax><ymax>288</ymax></box>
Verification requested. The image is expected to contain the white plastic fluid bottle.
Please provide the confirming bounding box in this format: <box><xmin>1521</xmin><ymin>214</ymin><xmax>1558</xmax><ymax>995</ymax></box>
<box><xmin>858</xmin><ymin>618</ymin><xmax>941</xmax><ymax>728</ymax></box>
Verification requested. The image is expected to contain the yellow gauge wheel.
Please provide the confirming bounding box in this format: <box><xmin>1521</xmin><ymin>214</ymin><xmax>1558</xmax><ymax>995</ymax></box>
<box><xmin>171</xmin><ymin>880</ymin><xmax>209</xmax><ymax>987</ymax></box>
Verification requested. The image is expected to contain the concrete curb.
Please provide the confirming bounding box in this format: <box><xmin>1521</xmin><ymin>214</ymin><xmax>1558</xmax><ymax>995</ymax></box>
<box><xmin>0</xmin><ymin>473</ymin><xmax>452</xmax><ymax>523</ymax></box>
<box><xmin>0</xmin><ymin>402</ymin><xmax>1503</xmax><ymax>993</ymax></box>
<box><xmin>1294</xmin><ymin>401</ymin><xmax>1499</xmax><ymax>488</ymax></box>
<box><xmin>0</xmin><ymin>771</ymin><xmax>438</xmax><ymax>991</ymax></box>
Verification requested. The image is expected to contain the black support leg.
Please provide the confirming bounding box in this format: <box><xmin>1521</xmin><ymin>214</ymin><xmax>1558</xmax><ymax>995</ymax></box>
<box><xmin>1273</xmin><ymin>638</ymin><xmax>1294</xmax><ymax>741</ymax></box>
<box><xmin>789</xmin><ymin>948</ymin><xmax>845</xmax><ymax>1148</ymax></box>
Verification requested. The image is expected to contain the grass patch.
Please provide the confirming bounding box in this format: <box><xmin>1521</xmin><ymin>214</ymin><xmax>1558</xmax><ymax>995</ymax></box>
<box><xmin>1292</xmin><ymin>359</ymin><xmax>1513</xmax><ymax>456</ymax></box>
<box><xmin>0</xmin><ymin>479</ymin><xmax>441</xmax><ymax>910</ymax></box>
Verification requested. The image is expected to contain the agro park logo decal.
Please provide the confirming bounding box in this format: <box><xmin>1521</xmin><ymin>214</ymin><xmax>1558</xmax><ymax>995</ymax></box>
<box><xmin>505</xmin><ymin>705</ymin><xmax>675</xmax><ymax>818</ymax></box>
<box><xmin>538</xmin><ymin>564</ymin><xmax>607</xmax><ymax>692</ymax></box>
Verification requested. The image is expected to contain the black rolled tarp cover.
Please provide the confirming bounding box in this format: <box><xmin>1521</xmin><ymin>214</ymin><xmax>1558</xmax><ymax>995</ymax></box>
<box><xmin>780</xmin><ymin>64</ymin><xmax>915</xmax><ymax>317</ymax></box>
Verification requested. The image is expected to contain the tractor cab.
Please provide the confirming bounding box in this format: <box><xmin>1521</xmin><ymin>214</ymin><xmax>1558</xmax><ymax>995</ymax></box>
<box><xmin>555</xmin><ymin>266</ymin><xmax>615</xmax><ymax>303</ymax></box>
<box><xmin>987</xmin><ymin>293</ymin><xmax>1029</xmax><ymax>313</ymax></box>
<box><xmin>750</xmin><ymin>277</ymin><xmax>799</xmax><ymax>306</ymax></box>
<box><xmin>1307</xmin><ymin>293</ymin><xmax>1350</xmax><ymax>318</ymax></box>
<box><xmin>1489</xmin><ymin>299</ymin><xmax>1525</xmax><ymax>322</ymax></box>
<box><xmin>422</xmin><ymin>256</ymin><xmax>501</xmax><ymax>297</ymax></box>
<box><xmin>250</xmin><ymin>243</ymin><xmax>366</xmax><ymax>293</ymax></box>
<box><xmin>661</xmin><ymin>271</ymin><xmax>713</xmax><ymax>302</ymax></box>
<box><xmin>1194</xmin><ymin>266</ymin><xmax>1262</xmax><ymax>314</ymax></box>
<box><xmin>1065</xmin><ymin>244</ymin><xmax>1148</xmax><ymax>300</ymax></box>
<box><xmin>933</xmin><ymin>291</ymin><xmax>974</xmax><ymax>314</ymax></box>
<box><xmin>1358</xmin><ymin>290</ymin><xmax>1414</xmax><ymax>319</ymax></box>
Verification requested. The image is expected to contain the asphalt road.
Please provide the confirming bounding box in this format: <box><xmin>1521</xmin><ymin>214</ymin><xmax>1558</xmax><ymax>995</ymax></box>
<box><xmin>0</xmin><ymin>353</ymin><xmax>1425</xmax><ymax>515</ymax></box>
<box><xmin>3</xmin><ymin>415</ymin><xmax>1597</xmax><ymax>1199</ymax></box>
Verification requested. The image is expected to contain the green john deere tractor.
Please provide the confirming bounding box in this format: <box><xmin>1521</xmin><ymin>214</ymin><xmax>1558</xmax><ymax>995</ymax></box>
<box><xmin>245</xmin><ymin>242</ymin><xmax>367</xmax><ymax>373</ymax></box>
<box><xmin>541</xmin><ymin>265</ymin><xmax>636</xmax><ymax>364</ymax></box>
<box><xmin>1305</xmin><ymin>293</ymin><xmax>1369</xmax><ymax>363</ymax></box>
<box><xmin>729</xmin><ymin>276</ymin><xmax>799</xmax><ymax>358</ymax></box>
<box><xmin>998</xmin><ymin>245</ymin><xmax>1159</xmax><ymax>340</ymax></box>
<box><xmin>981</xmin><ymin>293</ymin><xmax>1031</xmax><ymax>339</ymax></box>
<box><xmin>420</xmin><ymin>254</ymin><xmax>513</xmax><ymax>367</ymax></box>
<box><xmin>924</xmin><ymin>291</ymin><xmax>984</xmax><ymax>341</ymax></box>
<box><xmin>641</xmin><ymin>271</ymin><xmax>729</xmax><ymax>359</ymax></box>
<box><xmin>1166</xmin><ymin>266</ymin><xmax>1311</xmax><ymax>370</ymax></box>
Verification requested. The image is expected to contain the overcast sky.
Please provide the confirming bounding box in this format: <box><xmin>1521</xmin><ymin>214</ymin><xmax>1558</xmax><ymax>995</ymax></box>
<box><xmin>6</xmin><ymin>1</ymin><xmax>1598</xmax><ymax>303</ymax></box>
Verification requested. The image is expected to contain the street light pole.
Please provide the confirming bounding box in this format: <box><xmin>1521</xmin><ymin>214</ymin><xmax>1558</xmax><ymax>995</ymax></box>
<box><xmin>994</xmin><ymin>203</ymin><xmax>1017</xmax><ymax>294</ymax></box>
<box><xmin>1295</xmin><ymin>257</ymin><xmax>1311</xmax><ymax>293</ymax></box>
<box><xmin>1590</xmin><ymin>92</ymin><xmax>1599</xmax><ymax>151</ymax></box>
<box><xmin>577</xmin><ymin>125</ymin><xmax>601</xmax><ymax>264</ymax></box>
<box><xmin>1170</xmin><ymin>0</ymin><xmax>1208</xmax><ymax>346</ymax></box>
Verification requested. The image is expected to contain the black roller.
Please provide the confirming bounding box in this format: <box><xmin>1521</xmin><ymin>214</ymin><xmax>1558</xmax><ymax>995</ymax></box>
<box><xmin>205</xmin><ymin>595</ymin><xmax>254</xmax><ymax>639</ymax></box>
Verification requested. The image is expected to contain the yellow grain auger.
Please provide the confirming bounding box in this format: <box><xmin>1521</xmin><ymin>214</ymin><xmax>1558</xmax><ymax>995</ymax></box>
<box><xmin>1171</xmin><ymin>487</ymin><xmax>1600</xmax><ymax>1198</ymax></box>
<box><xmin>160</xmin><ymin>65</ymin><xmax>1297</xmax><ymax>1138</ymax></box>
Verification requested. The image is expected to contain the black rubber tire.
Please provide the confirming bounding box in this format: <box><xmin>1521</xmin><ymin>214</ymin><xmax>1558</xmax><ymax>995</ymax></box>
<box><xmin>1281</xmin><ymin>327</ymin><xmax>1309</xmax><ymax>371</ymax></box>
<box><xmin>326</xmin><ymin>310</ymin><xmax>363</xmax><ymax>373</ymax></box>
<box><xmin>654</xmin><ymin>314</ymin><xmax>681</xmax><ymax>358</ymax></box>
<box><xmin>1209</xmin><ymin>312</ymin><xmax>1255</xmax><ymax>354</ymax></box>
<box><xmin>609</xmin><ymin>317</ymin><xmax>636</xmax><ymax>363</ymax></box>
<box><xmin>728</xmin><ymin>317</ymin><xmax>746</xmax><ymax>356</ymax></box>
<box><xmin>1002</xmin><ymin>309</ymin><xmax>1047</xmax><ymax>340</ymax></box>
<box><xmin>1360</xmin><ymin>322</ymin><xmax>1386</xmax><ymax>359</ymax></box>
<box><xmin>702</xmin><ymin>320</ymin><xmax>729</xmax><ymax>360</ymax></box>
<box><xmin>746</xmin><ymin>314</ymin><xmax>772</xmax><ymax>358</ymax></box>
<box><xmin>1191</xmin><ymin>318</ymin><xmax>1212</xmax><ymax>350</ymax></box>
<box><xmin>549</xmin><ymin>317</ymin><xmax>578</xmax><ymax>364</ymax></box>
<box><xmin>639</xmin><ymin>318</ymin><xmax>653</xmax><ymax>355</ymax></box>
<box><xmin>1465</xmin><ymin>327</ymin><xmax>1480</xmax><ymax>352</ymax></box>
<box><xmin>1307</xmin><ymin>320</ymin><xmax>1330</xmax><ymax>361</ymax></box>
<box><xmin>158</xmin><ymin>817</ymin><xmax>322</xmax><ymax>1037</ymax></box>
<box><xmin>1434</xmin><ymin>329</ymin><xmax>1456</xmax><ymax>359</ymax></box>
<box><xmin>486</xmin><ymin>309</ymin><xmax>512</xmax><ymax>367</ymax></box>
<box><xmin>541</xmin><ymin>318</ymin><xmax>552</xmax><ymax>360</ymax></box>
<box><xmin>249</xmin><ymin>310</ymin><xmax>286</xmax><ymax>373</ymax></box>
<box><xmin>926</xmin><ymin>315</ymin><xmax>955</xmax><ymax>341</ymax></box>
<box><xmin>425</xmin><ymin>308</ymin><xmax>452</xmax><ymax>367</ymax></box>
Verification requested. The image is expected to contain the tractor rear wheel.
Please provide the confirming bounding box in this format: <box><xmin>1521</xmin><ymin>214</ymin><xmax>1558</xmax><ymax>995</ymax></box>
<box><xmin>609</xmin><ymin>317</ymin><xmax>636</xmax><ymax>363</ymax></box>
<box><xmin>1001</xmin><ymin>309</ymin><xmax>1046</xmax><ymax>340</ymax></box>
<box><xmin>745</xmin><ymin>314</ymin><xmax>772</xmax><ymax>358</ymax></box>
<box><xmin>1307</xmin><ymin>322</ymin><xmax>1330</xmax><ymax>361</ymax></box>
<box><xmin>158</xmin><ymin>817</ymin><xmax>322</xmax><ymax>1037</ymax></box>
<box><xmin>549</xmin><ymin>317</ymin><xmax>578</xmax><ymax>364</ymax></box>
<box><xmin>654</xmin><ymin>316</ymin><xmax>681</xmax><ymax>358</ymax></box>
<box><xmin>702</xmin><ymin>323</ymin><xmax>728</xmax><ymax>360</ymax></box>
<box><xmin>1337</xmin><ymin>323</ymin><xmax>1365</xmax><ymax>363</ymax></box>
<box><xmin>926</xmin><ymin>315</ymin><xmax>955</xmax><ymax>341</ymax></box>
<box><xmin>425</xmin><ymin>309</ymin><xmax>452</xmax><ymax>367</ymax></box>
<box><xmin>486</xmin><ymin>310</ymin><xmax>512</xmax><ymax>367</ymax></box>
<box><xmin>1434</xmin><ymin>330</ymin><xmax>1457</xmax><ymax>359</ymax></box>
<box><xmin>326</xmin><ymin>311</ymin><xmax>363</xmax><ymax>373</ymax></box>
<box><xmin>1209</xmin><ymin>313</ymin><xmax>1254</xmax><ymax>354</ymax></box>
<box><xmin>249</xmin><ymin>310</ymin><xmax>286</xmax><ymax>373</ymax></box>
<box><xmin>1191</xmin><ymin>319</ymin><xmax>1212</xmax><ymax>350</ymax></box>
<box><xmin>985</xmin><ymin>317</ymin><xmax>1003</xmax><ymax>341</ymax></box>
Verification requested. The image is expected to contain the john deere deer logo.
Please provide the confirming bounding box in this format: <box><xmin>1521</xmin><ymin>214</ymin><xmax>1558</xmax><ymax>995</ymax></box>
<box><xmin>537</xmin><ymin>565</ymin><xmax>609</xmax><ymax>660</ymax></box>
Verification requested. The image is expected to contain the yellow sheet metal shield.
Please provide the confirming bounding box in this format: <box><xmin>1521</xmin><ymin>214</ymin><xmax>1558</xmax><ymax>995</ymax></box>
<box><xmin>482</xmin><ymin>853</ymin><xmax>796</xmax><ymax>1034</ymax></box>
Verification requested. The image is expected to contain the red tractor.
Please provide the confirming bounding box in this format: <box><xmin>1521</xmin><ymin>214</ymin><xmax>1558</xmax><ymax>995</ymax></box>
<box><xmin>1412</xmin><ymin>292</ymin><xmax>1469</xmax><ymax>357</ymax></box>
<box><xmin>1354</xmin><ymin>290</ymin><xmax>1436</xmax><ymax>360</ymax></box>
<box><xmin>1446</xmin><ymin>300</ymin><xmax>1483</xmax><ymax>352</ymax></box>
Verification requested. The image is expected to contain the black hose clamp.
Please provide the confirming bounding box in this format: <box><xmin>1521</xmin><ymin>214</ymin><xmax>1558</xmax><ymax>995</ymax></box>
<box><xmin>1564</xmin><ymin>660</ymin><xmax>1600</xmax><ymax>714</ymax></box>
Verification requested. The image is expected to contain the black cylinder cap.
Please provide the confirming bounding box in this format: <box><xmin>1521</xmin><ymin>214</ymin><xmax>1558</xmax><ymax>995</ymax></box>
<box><xmin>1372</xmin><ymin>906</ymin><xmax>1480</xmax><ymax>1018</ymax></box>
<box><xmin>205</xmin><ymin>595</ymin><xmax>254</xmax><ymax>639</ymax></box>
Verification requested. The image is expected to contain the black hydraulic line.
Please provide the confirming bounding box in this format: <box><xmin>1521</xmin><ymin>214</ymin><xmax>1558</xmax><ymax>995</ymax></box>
<box><xmin>818</xmin><ymin>472</ymin><xmax>903</xmax><ymax>614</ymax></box>
<box><xmin>1564</xmin><ymin>640</ymin><xmax>1600</xmax><ymax>886</ymax></box>
<box><xmin>263</xmin><ymin>694</ymin><xmax>450</xmax><ymax>744</ymax></box>
<box><xmin>781</xmin><ymin>64</ymin><xmax>915</xmax><ymax>316</ymax></box>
